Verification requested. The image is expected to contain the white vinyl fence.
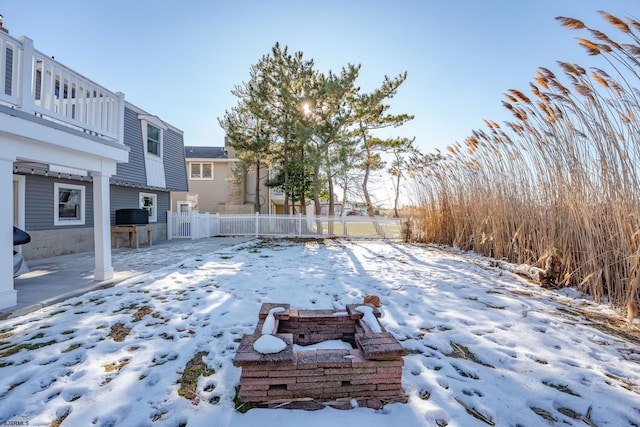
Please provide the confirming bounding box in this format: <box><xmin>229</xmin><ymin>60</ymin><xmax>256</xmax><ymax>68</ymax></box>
<box><xmin>167</xmin><ymin>212</ymin><xmax>401</xmax><ymax>240</ymax></box>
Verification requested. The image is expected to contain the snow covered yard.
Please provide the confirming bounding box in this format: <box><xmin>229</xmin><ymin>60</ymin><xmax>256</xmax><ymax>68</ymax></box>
<box><xmin>0</xmin><ymin>238</ymin><xmax>639</xmax><ymax>427</ymax></box>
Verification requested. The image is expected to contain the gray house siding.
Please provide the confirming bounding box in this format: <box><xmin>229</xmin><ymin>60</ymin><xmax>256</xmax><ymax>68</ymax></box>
<box><xmin>20</xmin><ymin>174</ymin><xmax>95</xmax><ymax>258</ymax></box>
<box><xmin>24</xmin><ymin>174</ymin><xmax>93</xmax><ymax>230</ymax></box>
<box><xmin>109</xmin><ymin>186</ymin><xmax>169</xmax><ymax>225</ymax></box>
<box><xmin>114</xmin><ymin>107</ymin><xmax>147</xmax><ymax>185</ymax></box>
<box><xmin>163</xmin><ymin>128</ymin><xmax>188</xmax><ymax>191</ymax></box>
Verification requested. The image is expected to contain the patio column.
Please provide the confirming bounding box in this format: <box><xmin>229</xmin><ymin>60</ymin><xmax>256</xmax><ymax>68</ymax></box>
<box><xmin>92</xmin><ymin>170</ymin><xmax>113</xmax><ymax>281</ymax></box>
<box><xmin>0</xmin><ymin>156</ymin><xmax>17</xmax><ymax>309</ymax></box>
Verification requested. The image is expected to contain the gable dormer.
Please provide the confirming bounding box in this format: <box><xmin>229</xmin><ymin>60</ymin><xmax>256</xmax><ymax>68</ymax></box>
<box><xmin>138</xmin><ymin>114</ymin><xmax>167</xmax><ymax>188</ymax></box>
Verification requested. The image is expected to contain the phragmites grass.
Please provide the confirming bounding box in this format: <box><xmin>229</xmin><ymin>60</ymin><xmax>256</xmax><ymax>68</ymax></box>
<box><xmin>598</xmin><ymin>10</ymin><xmax>631</xmax><ymax>33</ymax></box>
<box><xmin>408</xmin><ymin>11</ymin><xmax>640</xmax><ymax>319</ymax></box>
<box><xmin>556</xmin><ymin>16</ymin><xmax>586</xmax><ymax>30</ymax></box>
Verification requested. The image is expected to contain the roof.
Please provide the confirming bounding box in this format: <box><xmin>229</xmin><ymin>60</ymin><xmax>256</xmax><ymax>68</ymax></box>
<box><xmin>184</xmin><ymin>146</ymin><xmax>228</xmax><ymax>159</ymax></box>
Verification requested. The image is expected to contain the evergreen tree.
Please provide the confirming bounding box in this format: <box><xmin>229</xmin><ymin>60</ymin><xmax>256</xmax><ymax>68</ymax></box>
<box><xmin>302</xmin><ymin>65</ymin><xmax>360</xmax><ymax>217</ymax></box>
<box><xmin>219</xmin><ymin>55</ymin><xmax>275</xmax><ymax>212</ymax></box>
<box><xmin>351</xmin><ymin>72</ymin><xmax>414</xmax><ymax>217</ymax></box>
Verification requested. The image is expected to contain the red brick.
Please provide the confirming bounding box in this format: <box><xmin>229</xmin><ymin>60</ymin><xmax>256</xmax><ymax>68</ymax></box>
<box><xmin>316</xmin><ymin>349</ymin><xmax>353</xmax><ymax>367</ymax></box>
<box><xmin>351</xmin><ymin>357</ymin><xmax>403</xmax><ymax>368</ymax></box>
<box><xmin>376</xmin><ymin>367</ymin><xmax>403</xmax><ymax>375</ymax></box>
<box><xmin>241</xmin><ymin>376</ymin><xmax>296</xmax><ymax>386</ymax></box>
<box><xmin>324</xmin><ymin>367</ymin><xmax>377</xmax><ymax>375</ymax></box>
<box><xmin>376</xmin><ymin>383</ymin><xmax>403</xmax><ymax>391</ymax></box>
<box><xmin>297</xmin><ymin>374</ymin><xmax>350</xmax><ymax>383</ymax></box>
<box><xmin>351</xmin><ymin>374</ymin><xmax>401</xmax><ymax>385</ymax></box>
<box><xmin>238</xmin><ymin>387</ymin><xmax>267</xmax><ymax>400</ymax></box>
<box><xmin>294</xmin><ymin>350</ymin><xmax>318</xmax><ymax>368</ymax></box>
<box><xmin>239</xmin><ymin>383</ymin><xmax>270</xmax><ymax>391</ymax></box>
<box><xmin>287</xmin><ymin>381</ymin><xmax>331</xmax><ymax>391</ymax></box>
<box><xmin>269</xmin><ymin>368</ymin><xmax>321</xmax><ymax>378</ymax></box>
<box><xmin>330</xmin><ymin>384</ymin><xmax>377</xmax><ymax>393</ymax></box>
<box><xmin>239</xmin><ymin>369</ymin><xmax>269</xmax><ymax>378</ymax></box>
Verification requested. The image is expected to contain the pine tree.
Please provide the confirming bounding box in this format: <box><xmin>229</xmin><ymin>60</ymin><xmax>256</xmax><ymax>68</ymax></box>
<box><xmin>351</xmin><ymin>72</ymin><xmax>414</xmax><ymax>217</ymax></box>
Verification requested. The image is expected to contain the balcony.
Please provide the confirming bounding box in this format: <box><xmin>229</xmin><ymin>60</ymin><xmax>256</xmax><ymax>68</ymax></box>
<box><xmin>0</xmin><ymin>30</ymin><xmax>123</xmax><ymax>144</ymax></box>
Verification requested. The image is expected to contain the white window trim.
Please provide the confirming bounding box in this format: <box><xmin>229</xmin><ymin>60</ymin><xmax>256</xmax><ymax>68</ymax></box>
<box><xmin>139</xmin><ymin>114</ymin><xmax>167</xmax><ymax>159</ymax></box>
<box><xmin>140</xmin><ymin>192</ymin><xmax>157</xmax><ymax>223</ymax></box>
<box><xmin>54</xmin><ymin>182</ymin><xmax>85</xmax><ymax>226</ymax></box>
<box><xmin>189</xmin><ymin>162</ymin><xmax>214</xmax><ymax>180</ymax></box>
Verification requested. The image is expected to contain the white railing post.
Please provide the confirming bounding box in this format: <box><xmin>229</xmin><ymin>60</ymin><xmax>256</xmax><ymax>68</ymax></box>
<box><xmin>116</xmin><ymin>91</ymin><xmax>125</xmax><ymax>145</ymax></box>
<box><xmin>255</xmin><ymin>212</ymin><xmax>260</xmax><ymax>237</ymax></box>
<box><xmin>383</xmin><ymin>216</ymin><xmax>388</xmax><ymax>239</ymax></box>
<box><xmin>204</xmin><ymin>212</ymin><xmax>210</xmax><ymax>237</ymax></box>
<box><xmin>17</xmin><ymin>36</ymin><xmax>36</xmax><ymax>113</ymax></box>
<box><xmin>298</xmin><ymin>214</ymin><xmax>302</xmax><ymax>236</ymax></box>
<box><xmin>215</xmin><ymin>213</ymin><xmax>220</xmax><ymax>236</ymax></box>
<box><xmin>167</xmin><ymin>211</ymin><xmax>173</xmax><ymax>240</ymax></box>
<box><xmin>190</xmin><ymin>210</ymin><xmax>198</xmax><ymax>240</ymax></box>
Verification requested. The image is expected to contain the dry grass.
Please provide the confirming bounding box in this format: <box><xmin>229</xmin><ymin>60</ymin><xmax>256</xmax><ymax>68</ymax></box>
<box><xmin>178</xmin><ymin>351</ymin><xmax>214</xmax><ymax>402</ymax></box>
<box><xmin>408</xmin><ymin>11</ymin><xmax>640</xmax><ymax>317</ymax></box>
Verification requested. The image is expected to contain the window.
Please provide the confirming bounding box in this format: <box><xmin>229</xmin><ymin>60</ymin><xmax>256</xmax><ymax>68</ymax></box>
<box><xmin>147</xmin><ymin>124</ymin><xmax>160</xmax><ymax>156</ymax></box>
<box><xmin>189</xmin><ymin>162</ymin><xmax>214</xmax><ymax>180</ymax></box>
<box><xmin>177</xmin><ymin>201</ymin><xmax>191</xmax><ymax>214</ymax></box>
<box><xmin>139</xmin><ymin>192</ymin><xmax>157</xmax><ymax>223</ymax></box>
<box><xmin>54</xmin><ymin>183</ymin><xmax>85</xmax><ymax>226</ymax></box>
<box><xmin>139</xmin><ymin>115</ymin><xmax>166</xmax><ymax>159</ymax></box>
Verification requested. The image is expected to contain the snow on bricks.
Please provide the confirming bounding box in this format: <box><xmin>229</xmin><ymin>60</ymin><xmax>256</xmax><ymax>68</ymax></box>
<box><xmin>232</xmin><ymin>302</ymin><xmax>406</xmax><ymax>408</ymax></box>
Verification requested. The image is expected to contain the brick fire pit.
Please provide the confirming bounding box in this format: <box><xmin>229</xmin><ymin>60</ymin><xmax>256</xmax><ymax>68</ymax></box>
<box><xmin>232</xmin><ymin>302</ymin><xmax>406</xmax><ymax>409</ymax></box>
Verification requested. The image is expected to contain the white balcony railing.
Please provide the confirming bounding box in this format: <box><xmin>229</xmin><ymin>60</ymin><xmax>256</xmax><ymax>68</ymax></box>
<box><xmin>0</xmin><ymin>31</ymin><xmax>123</xmax><ymax>143</ymax></box>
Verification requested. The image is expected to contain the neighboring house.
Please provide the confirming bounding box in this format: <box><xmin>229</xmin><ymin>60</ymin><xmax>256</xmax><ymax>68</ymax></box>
<box><xmin>1</xmin><ymin>26</ymin><xmax>186</xmax><ymax>309</ymax></box>
<box><xmin>172</xmin><ymin>141</ymin><xmax>315</xmax><ymax>216</ymax></box>
<box><xmin>13</xmin><ymin>102</ymin><xmax>188</xmax><ymax>260</ymax></box>
<box><xmin>171</xmin><ymin>143</ymin><xmax>270</xmax><ymax>214</ymax></box>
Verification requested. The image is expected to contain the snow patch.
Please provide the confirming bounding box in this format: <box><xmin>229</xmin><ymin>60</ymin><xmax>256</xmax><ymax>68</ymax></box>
<box><xmin>261</xmin><ymin>307</ymin><xmax>285</xmax><ymax>335</ymax></box>
<box><xmin>253</xmin><ymin>334</ymin><xmax>287</xmax><ymax>354</ymax></box>
<box><xmin>355</xmin><ymin>305</ymin><xmax>382</xmax><ymax>333</ymax></box>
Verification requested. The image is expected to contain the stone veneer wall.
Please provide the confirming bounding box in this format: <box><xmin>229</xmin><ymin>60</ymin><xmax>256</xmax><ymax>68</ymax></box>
<box><xmin>233</xmin><ymin>303</ymin><xmax>406</xmax><ymax>405</ymax></box>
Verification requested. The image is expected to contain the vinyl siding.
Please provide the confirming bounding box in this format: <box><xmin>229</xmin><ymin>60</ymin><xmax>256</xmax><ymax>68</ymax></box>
<box><xmin>110</xmin><ymin>186</ymin><xmax>169</xmax><ymax>224</ymax></box>
<box><xmin>24</xmin><ymin>174</ymin><xmax>94</xmax><ymax>230</ymax></box>
<box><xmin>114</xmin><ymin>106</ymin><xmax>187</xmax><ymax>191</ymax></box>
<box><xmin>114</xmin><ymin>107</ymin><xmax>147</xmax><ymax>185</ymax></box>
<box><xmin>24</xmin><ymin>175</ymin><xmax>170</xmax><ymax>230</ymax></box>
<box><xmin>163</xmin><ymin>128</ymin><xmax>188</xmax><ymax>191</ymax></box>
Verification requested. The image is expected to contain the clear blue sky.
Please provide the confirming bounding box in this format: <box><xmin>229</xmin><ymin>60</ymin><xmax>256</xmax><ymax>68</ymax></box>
<box><xmin>2</xmin><ymin>1</ymin><xmax>638</xmax><ymax>154</ymax></box>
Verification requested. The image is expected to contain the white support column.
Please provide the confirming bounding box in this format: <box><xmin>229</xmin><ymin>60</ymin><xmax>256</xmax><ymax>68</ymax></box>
<box><xmin>92</xmin><ymin>170</ymin><xmax>114</xmax><ymax>281</ymax></box>
<box><xmin>0</xmin><ymin>157</ymin><xmax>18</xmax><ymax>309</ymax></box>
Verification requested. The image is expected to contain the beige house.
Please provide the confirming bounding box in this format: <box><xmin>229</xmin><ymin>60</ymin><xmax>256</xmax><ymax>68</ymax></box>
<box><xmin>171</xmin><ymin>145</ymin><xmax>271</xmax><ymax>214</ymax></box>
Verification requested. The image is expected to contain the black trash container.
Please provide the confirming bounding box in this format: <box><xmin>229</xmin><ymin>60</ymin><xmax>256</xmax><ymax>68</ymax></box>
<box><xmin>115</xmin><ymin>209</ymin><xmax>149</xmax><ymax>225</ymax></box>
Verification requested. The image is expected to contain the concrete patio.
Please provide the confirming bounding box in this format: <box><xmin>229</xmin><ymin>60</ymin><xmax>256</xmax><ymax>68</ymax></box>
<box><xmin>2</xmin><ymin>236</ymin><xmax>253</xmax><ymax>319</ymax></box>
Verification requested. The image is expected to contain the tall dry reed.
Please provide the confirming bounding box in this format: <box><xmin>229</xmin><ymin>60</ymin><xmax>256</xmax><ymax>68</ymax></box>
<box><xmin>409</xmin><ymin>11</ymin><xmax>640</xmax><ymax>316</ymax></box>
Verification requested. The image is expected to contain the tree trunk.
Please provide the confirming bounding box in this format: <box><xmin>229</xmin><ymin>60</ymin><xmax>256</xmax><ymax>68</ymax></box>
<box><xmin>393</xmin><ymin>172</ymin><xmax>401</xmax><ymax>218</ymax></box>
<box><xmin>362</xmin><ymin>161</ymin><xmax>374</xmax><ymax>217</ymax></box>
